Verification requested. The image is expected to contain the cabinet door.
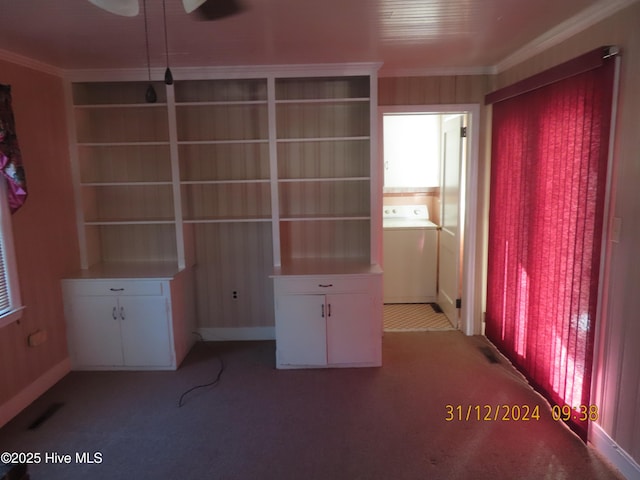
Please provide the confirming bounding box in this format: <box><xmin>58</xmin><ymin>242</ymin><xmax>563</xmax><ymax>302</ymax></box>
<box><xmin>275</xmin><ymin>294</ymin><xmax>327</xmax><ymax>366</ymax></box>
<box><xmin>68</xmin><ymin>296</ymin><xmax>123</xmax><ymax>366</ymax></box>
<box><xmin>119</xmin><ymin>296</ymin><xmax>173</xmax><ymax>367</ymax></box>
<box><xmin>326</xmin><ymin>293</ymin><xmax>376</xmax><ymax>365</ymax></box>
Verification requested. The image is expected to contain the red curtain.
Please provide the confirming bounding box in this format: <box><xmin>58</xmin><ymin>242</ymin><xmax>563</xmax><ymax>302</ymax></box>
<box><xmin>485</xmin><ymin>56</ymin><xmax>615</xmax><ymax>440</ymax></box>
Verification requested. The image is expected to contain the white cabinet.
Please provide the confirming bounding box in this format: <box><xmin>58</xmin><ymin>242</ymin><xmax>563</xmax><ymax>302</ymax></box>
<box><xmin>62</xmin><ymin>267</ymin><xmax>195</xmax><ymax>370</ymax></box>
<box><xmin>273</xmin><ymin>266</ymin><xmax>382</xmax><ymax>369</ymax></box>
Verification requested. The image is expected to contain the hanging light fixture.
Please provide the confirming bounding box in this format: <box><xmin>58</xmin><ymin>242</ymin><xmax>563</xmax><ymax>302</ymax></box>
<box><xmin>162</xmin><ymin>0</ymin><xmax>173</xmax><ymax>85</ymax></box>
<box><xmin>142</xmin><ymin>0</ymin><xmax>157</xmax><ymax>103</ymax></box>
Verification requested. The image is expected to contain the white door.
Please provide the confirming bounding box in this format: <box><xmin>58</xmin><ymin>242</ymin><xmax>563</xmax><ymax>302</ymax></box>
<box><xmin>69</xmin><ymin>296</ymin><xmax>123</xmax><ymax>366</ymax></box>
<box><xmin>275</xmin><ymin>294</ymin><xmax>327</xmax><ymax>366</ymax></box>
<box><xmin>326</xmin><ymin>293</ymin><xmax>375</xmax><ymax>365</ymax></box>
<box><xmin>119</xmin><ymin>296</ymin><xmax>173</xmax><ymax>367</ymax></box>
<box><xmin>438</xmin><ymin>114</ymin><xmax>465</xmax><ymax>328</ymax></box>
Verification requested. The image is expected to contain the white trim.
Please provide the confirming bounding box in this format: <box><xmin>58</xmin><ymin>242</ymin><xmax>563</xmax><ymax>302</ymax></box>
<box><xmin>64</xmin><ymin>62</ymin><xmax>383</xmax><ymax>83</ymax></box>
<box><xmin>0</xmin><ymin>48</ymin><xmax>63</xmax><ymax>77</ymax></box>
<box><xmin>369</xmin><ymin>71</ymin><xmax>381</xmax><ymax>265</ymax></box>
<box><xmin>590</xmin><ymin>422</ymin><xmax>640</xmax><ymax>480</ymax></box>
<box><xmin>0</xmin><ymin>178</ymin><xmax>23</xmax><ymax>323</ymax></box>
<box><xmin>495</xmin><ymin>0</ymin><xmax>639</xmax><ymax>73</ymax></box>
<box><xmin>198</xmin><ymin>327</ymin><xmax>275</xmax><ymax>341</ymax></box>
<box><xmin>0</xmin><ymin>358</ymin><xmax>71</xmax><ymax>428</ymax></box>
<box><xmin>0</xmin><ymin>306</ymin><xmax>25</xmax><ymax>330</ymax></box>
<box><xmin>378</xmin><ymin>65</ymin><xmax>495</xmax><ymax>78</ymax></box>
<box><xmin>267</xmin><ymin>77</ymin><xmax>281</xmax><ymax>268</ymax></box>
<box><xmin>63</xmin><ymin>81</ymin><xmax>89</xmax><ymax>269</ymax></box>
<box><xmin>378</xmin><ymin>103</ymin><xmax>481</xmax><ymax>336</ymax></box>
<box><xmin>165</xmin><ymin>83</ymin><xmax>186</xmax><ymax>270</ymax></box>
<box><xmin>591</xmin><ymin>54</ymin><xmax>623</xmax><ymax>449</ymax></box>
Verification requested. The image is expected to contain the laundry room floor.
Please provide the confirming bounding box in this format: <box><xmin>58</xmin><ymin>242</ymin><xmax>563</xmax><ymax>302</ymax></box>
<box><xmin>383</xmin><ymin>303</ymin><xmax>455</xmax><ymax>331</ymax></box>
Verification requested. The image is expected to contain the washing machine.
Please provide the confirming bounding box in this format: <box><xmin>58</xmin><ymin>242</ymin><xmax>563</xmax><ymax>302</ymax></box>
<box><xmin>383</xmin><ymin>205</ymin><xmax>438</xmax><ymax>303</ymax></box>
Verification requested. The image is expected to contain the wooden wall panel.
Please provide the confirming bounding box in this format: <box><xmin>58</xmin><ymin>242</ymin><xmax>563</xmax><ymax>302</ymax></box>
<box><xmin>75</xmin><ymin>106</ymin><xmax>168</xmax><ymax>143</ymax></box>
<box><xmin>379</xmin><ymin>75</ymin><xmax>491</xmax><ymax>105</ymax></box>
<box><xmin>176</xmin><ymin>104</ymin><xmax>268</xmax><ymax>142</ymax></box>
<box><xmin>181</xmin><ymin>183</ymin><xmax>271</xmax><ymax>221</ymax></box>
<box><xmin>276</xmin><ymin>102</ymin><xmax>370</xmax><ymax>138</ymax></box>
<box><xmin>193</xmin><ymin>223</ymin><xmax>274</xmax><ymax>328</ymax></box>
<box><xmin>277</xmin><ymin>140</ymin><xmax>369</xmax><ymax>179</ymax></box>
<box><xmin>280</xmin><ymin>220</ymin><xmax>370</xmax><ymax>262</ymax></box>
<box><xmin>98</xmin><ymin>225</ymin><xmax>178</xmax><ymax>264</ymax></box>
<box><xmin>179</xmin><ymin>143</ymin><xmax>270</xmax><ymax>182</ymax></box>
<box><xmin>495</xmin><ymin>2</ymin><xmax>640</xmax><ymax>463</ymax></box>
<box><xmin>78</xmin><ymin>144</ymin><xmax>172</xmax><ymax>183</ymax></box>
<box><xmin>0</xmin><ymin>62</ymin><xmax>79</xmax><ymax>408</ymax></box>
<box><xmin>279</xmin><ymin>181</ymin><xmax>369</xmax><ymax>218</ymax></box>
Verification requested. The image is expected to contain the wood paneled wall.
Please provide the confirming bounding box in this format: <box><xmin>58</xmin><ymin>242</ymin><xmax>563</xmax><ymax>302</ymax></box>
<box><xmin>379</xmin><ymin>74</ymin><xmax>491</xmax><ymax>105</ymax></box>
<box><xmin>192</xmin><ymin>222</ymin><xmax>274</xmax><ymax>329</ymax></box>
<box><xmin>0</xmin><ymin>62</ymin><xmax>79</xmax><ymax>408</ymax></box>
<box><xmin>495</xmin><ymin>2</ymin><xmax>640</xmax><ymax>465</ymax></box>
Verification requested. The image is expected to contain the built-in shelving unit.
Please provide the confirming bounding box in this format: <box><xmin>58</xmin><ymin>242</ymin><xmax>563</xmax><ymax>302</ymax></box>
<box><xmin>275</xmin><ymin>76</ymin><xmax>372</xmax><ymax>265</ymax></box>
<box><xmin>175</xmin><ymin>79</ymin><xmax>271</xmax><ymax>224</ymax></box>
<box><xmin>65</xmin><ymin>65</ymin><xmax>381</xmax><ymax>350</ymax></box>
<box><xmin>72</xmin><ymin>81</ymin><xmax>178</xmax><ymax>267</ymax></box>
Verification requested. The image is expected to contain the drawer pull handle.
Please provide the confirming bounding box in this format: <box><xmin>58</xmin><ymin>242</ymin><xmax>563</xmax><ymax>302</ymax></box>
<box><xmin>112</xmin><ymin>307</ymin><xmax>118</xmax><ymax>320</ymax></box>
<box><xmin>321</xmin><ymin>304</ymin><xmax>325</xmax><ymax>318</ymax></box>
<box><xmin>327</xmin><ymin>303</ymin><xmax>331</xmax><ymax>317</ymax></box>
<box><xmin>120</xmin><ymin>306</ymin><xmax>125</xmax><ymax>320</ymax></box>
<box><xmin>318</xmin><ymin>284</ymin><xmax>333</xmax><ymax>288</ymax></box>
<box><xmin>110</xmin><ymin>288</ymin><xmax>125</xmax><ymax>292</ymax></box>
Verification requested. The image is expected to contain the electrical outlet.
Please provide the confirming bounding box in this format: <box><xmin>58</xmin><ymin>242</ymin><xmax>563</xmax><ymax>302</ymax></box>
<box><xmin>28</xmin><ymin>329</ymin><xmax>47</xmax><ymax>347</ymax></box>
<box><xmin>232</xmin><ymin>290</ymin><xmax>238</xmax><ymax>300</ymax></box>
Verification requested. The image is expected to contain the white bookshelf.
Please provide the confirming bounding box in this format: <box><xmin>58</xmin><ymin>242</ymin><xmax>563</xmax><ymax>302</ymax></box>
<box><xmin>66</xmin><ymin>65</ymin><xmax>381</xmax><ymax>345</ymax></box>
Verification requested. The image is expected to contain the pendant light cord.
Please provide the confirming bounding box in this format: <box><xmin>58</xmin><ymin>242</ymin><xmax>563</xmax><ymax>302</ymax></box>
<box><xmin>163</xmin><ymin>0</ymin><xmax>169</xmax><ymax>68</ymax></box>
<box><xmin>143</xmin><ymin>0</ymin><xmax>151</xmax><ymax>82</ymax></box>
<box><xmin>162</xmin><ymin>0</ymin><xmax>173</xmax><ymax>84</ymax></box>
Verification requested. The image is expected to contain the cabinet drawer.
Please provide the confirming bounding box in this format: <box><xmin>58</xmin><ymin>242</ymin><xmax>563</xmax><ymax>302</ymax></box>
<box><xmin>63</xmin><ymin>279</ymin><xmax>164</xmax><ymax>297</ymax></box>
<box><xmin>274</xmin><ymin>275</ymin><xmax>375</xmax><ymax>295</ymax></box>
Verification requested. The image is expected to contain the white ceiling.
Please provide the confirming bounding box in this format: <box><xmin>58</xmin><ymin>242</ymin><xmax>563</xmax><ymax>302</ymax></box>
<box><xmin>0</xmin><ymin>0</ymin><xmax>632</xmax><ymax>75</ymax></box>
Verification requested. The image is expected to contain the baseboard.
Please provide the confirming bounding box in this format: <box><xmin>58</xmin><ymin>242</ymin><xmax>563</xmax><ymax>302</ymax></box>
<box><xmin>198</xmin><ymin>327</ymin><xmax>275</xmax><ymax>341</ymax></box>
<box><xmin>0</xmin><ymin>357</ymin><xmax>71</xmax><ymax>428</ymax></box>
<box><xmin>590</xmin><ymin>422</ymin><xmax>640</xmax><ymax>480</ymax></box>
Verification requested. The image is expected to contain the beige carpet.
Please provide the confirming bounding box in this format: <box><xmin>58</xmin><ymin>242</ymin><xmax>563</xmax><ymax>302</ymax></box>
<box><xmin>0</xmin><ymin>334</ymin><xmax>624</xmax><ymax>480</ymax></box>
<box><xmin>384</xmin><ymin>303</ymin><xmax>455</xmax><ymax>331</ymax></box>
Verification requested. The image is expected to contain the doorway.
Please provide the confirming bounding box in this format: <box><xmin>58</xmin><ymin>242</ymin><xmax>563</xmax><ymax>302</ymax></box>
<box><xmin>378</xmin><ymin>105</ymin><xmax>480</xmax><ymax>335</ymax></box>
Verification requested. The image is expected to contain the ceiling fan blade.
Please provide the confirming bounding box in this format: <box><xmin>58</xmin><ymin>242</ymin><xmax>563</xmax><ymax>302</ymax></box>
<box><xmin>88</xmin><ymin>0</ymin><xmax>140</xmax><ymax>16</ymax></box>
<box><xmin>182</xmin><ymin>0</ymin><xmax>207</xmax><ymax>14</ymax></box>
<box><xmin>183</xmin><ymin>0</ymin><xmax>244</xmax><ymax>20</ymax></box>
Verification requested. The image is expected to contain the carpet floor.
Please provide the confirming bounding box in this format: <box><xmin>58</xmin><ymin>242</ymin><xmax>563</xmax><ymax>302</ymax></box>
<box><xmin>0</xmin><ymin>332</ymin><xmax>624</xmax><ymax>480</ymax></box>
<box><xmin>384</xmin><ymin>303</ymin><xmax>455</xmax><ymax>331</ymax></box>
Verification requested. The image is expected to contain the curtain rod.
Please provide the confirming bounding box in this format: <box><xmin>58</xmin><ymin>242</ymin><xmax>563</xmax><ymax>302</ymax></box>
<box><xmin>485</xmin><ymin>46</ymin><xmax>620</xmax><ymax>105</ymax></box>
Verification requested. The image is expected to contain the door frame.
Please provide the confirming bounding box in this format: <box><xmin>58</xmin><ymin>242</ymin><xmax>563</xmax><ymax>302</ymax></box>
<box><xmin>378</xmin><ymin>104</ymin><xmax>481</xmax><ymax>336</ymax></box>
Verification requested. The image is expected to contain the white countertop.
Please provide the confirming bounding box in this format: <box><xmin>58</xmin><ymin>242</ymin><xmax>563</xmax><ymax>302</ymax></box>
<box><xmin>383</xmin><ymin>219</ymin><xmax>439</xmax><ymax>229</ymax></box>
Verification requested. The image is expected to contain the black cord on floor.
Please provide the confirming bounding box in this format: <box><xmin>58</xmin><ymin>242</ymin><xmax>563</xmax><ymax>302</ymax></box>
<box><xmin>178</xmin><ymin>333</ymin><xmax>225</xmax><ymax>408</ymax></box>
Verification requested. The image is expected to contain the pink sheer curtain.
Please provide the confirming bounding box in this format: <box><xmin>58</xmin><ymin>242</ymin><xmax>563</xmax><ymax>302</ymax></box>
<box><xmin>485</xmin><ymin>52</ymin><xmax>615</xmax><ymax>440</ymax></box>
<box><xmin>0</xmin><ymin>84</ymin><xmax>27</xmax><ymax>213</ymax></box>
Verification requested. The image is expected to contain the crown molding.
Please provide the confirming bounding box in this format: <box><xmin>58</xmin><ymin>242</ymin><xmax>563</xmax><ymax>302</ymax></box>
<box><xmin>0</xmin><ymin>48</ymin><xmax>63</xmax><ymax>78</ymax></box>
<box><xmin>378</xmin><ymin>65</ymin><xmax>495</xmax><ymax>78</ymax></box>
<box><xmin>495</xmin><ymin>0</ymin><xmax>639</xmax><ymax>73</ymax></box>
<box><xmin>63</xmin><ymin>62</ymin><xmax>384</xmax><ymax>82</ymax></box>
